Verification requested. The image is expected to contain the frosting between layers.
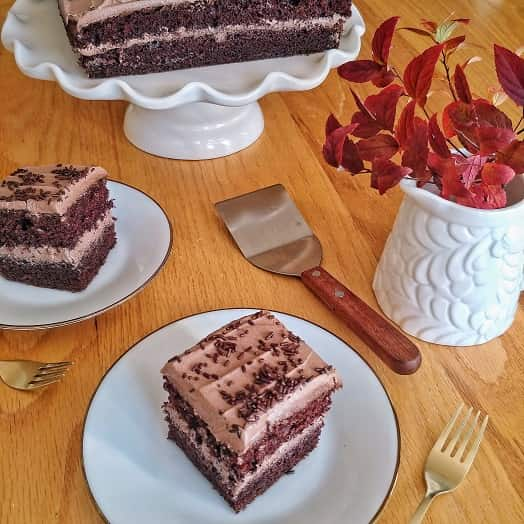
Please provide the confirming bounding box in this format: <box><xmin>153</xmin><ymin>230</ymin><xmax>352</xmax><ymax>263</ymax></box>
<box><xmin>0</xmin><ymin>211</ymin><xmax>114</xmax><ymax>266</ymax></box>
<box><xmin>161</xmin><ymin>311</ymin><xmax>341</xmax><ymax>454</ymax></box>
<box><xmin>0</xmin><ymin>165</ymin><xmax>108</xmax><ymax>215</ymax></box>
<box><xmin>166</xmin><ymin>403</ymin><xmax>322</xmax><ymax>496</ymax></box>
<box><xmin>77</xmin><ymin>16</ymin><xmax>343</xmax><ymax>56</ymax></box>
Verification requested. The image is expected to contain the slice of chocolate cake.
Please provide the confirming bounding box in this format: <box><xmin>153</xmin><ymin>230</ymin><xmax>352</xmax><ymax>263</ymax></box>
<box><xmin>58</xmin><ymin>0</ymin><xmax>353</xmax><ymax>78</ymax></box>
<box><xmin>0</xmin><ymin>165</ymin><xmax>116</xmax><ymax>292</ymax></box>
<box><xmin>161</xmin><ymin>310</ymin><xmax>341</xmax><ymax>512</ymax></box>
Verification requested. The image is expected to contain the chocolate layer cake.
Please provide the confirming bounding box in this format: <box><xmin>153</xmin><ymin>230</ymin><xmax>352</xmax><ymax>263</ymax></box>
<box><xmin>161</xmin><ymin>310</ymin><xmax>341</xmax><ymax>512</ymax></box>
<box><xmin>0</xmin><ymin>165</ymin><xmax>116</xmax><ymax>292</ymax></box>
<box><xmin>58</xmin><ymin>0</ymin><xmax>353</xmax><ymax>78</ymax></box>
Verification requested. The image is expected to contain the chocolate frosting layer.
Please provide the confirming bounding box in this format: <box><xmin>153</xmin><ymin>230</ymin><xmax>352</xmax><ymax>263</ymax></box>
<box><xmin>161</xmin><ymin>311</ymin><xmax>341</xmax><ymax>454</ymax></box>
<box><xmin>0</xmin><ymin>165</ymin><xmax>107</xmax><ymax>216</ymax></box>
<box><xmin>60</xmin><ymin>0</ymin><xmax>200</xmax><ymax>28</ymax></box>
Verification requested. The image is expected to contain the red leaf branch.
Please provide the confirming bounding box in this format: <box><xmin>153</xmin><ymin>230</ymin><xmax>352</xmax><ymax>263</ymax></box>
<box><xmin>323</xmin><ymin>15</ymin><xmax>523</xmax><ymax>210</ymax></box>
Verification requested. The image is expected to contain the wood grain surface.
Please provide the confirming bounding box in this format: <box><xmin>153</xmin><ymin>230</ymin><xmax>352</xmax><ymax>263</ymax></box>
<box><xmin>1</xmin><ymin>0</ymin><xmax>523</xmax><ymax>522</ymax></box>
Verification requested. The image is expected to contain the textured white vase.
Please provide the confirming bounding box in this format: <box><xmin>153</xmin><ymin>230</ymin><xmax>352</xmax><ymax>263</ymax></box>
<box><xmin>373</xmin><ymin>175</ymin><xmax>524</xmax><ymax>346</ymax></box>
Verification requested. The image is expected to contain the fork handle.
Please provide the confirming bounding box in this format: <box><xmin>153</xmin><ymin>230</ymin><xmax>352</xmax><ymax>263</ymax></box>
<box><xmin>301</xmin><ymin>266</ymin><xmax>421</xmax><ymax>374</ymax></box>
<box><xmin>410</xmin><ymin>492</ymin><xmax>437</xmax><ymax>524</ymax></box>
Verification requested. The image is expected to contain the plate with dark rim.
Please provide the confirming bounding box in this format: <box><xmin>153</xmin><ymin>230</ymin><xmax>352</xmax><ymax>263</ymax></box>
<box><xmin>0</xmin><ymin>180</ymin><xmax>172</xmax><ymax>329</ymax></box>
<box><xmin>82</xmin><ymin>309</ymin><xmax>400</xmax><ymax>524</ymax></box>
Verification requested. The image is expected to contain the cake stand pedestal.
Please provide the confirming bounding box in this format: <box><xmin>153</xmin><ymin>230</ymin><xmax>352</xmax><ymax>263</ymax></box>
<box><xmin>2</xmin><ymin>0</ymin><xmax>364</xmax><ymax>160</ymax></box>
<box><xmin>124</xmin><ymin>102</ymin><xmax>264</xmax><ymax>160</ymax></box>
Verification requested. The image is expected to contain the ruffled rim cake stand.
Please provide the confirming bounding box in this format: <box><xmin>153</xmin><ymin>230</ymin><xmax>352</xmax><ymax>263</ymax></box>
<box><xmin>1</xmin><ymin>1</ymin><xmax>365</xmax><ymax>160</ymax></box>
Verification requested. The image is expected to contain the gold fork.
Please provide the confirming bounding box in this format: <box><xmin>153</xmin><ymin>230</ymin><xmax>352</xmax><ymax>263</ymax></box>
<box><xmin>410</xmin><ymin>403</ymin><xmax>489</xmax><ymax>523</ymax></box>
<box><xmin>0</xmin><ymin>360</ymin><xmax>72</xmax><ymax>391</ymax></box>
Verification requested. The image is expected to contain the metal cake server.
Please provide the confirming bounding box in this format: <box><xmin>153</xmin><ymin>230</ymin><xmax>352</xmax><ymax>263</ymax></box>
<box><xmin>216</xmin><ymin>184</ymin><xmax>421</xmax><ymax>375</ymax></box>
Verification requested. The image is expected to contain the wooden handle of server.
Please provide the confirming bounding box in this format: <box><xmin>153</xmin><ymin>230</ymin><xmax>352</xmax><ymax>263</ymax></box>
<box><xmin>301</xmin><ymin>266</ymin><xmax>421</xmax><ymax>375</ymax></box>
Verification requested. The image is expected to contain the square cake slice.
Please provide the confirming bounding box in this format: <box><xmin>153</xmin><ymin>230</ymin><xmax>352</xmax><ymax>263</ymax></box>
<box><xmin>0</xmin><ymin>165</ymin><xmax>116</xmax><ymax>292</ymax></box>
<box><xmin>58</xmin><ymin>0</ymin><xmax>353</xmax><ymax>78</ymax></box>
<box><xmin>161</xmin><ymin>310</ymin><xmax>341</xmax><ymax>512</ymax></box>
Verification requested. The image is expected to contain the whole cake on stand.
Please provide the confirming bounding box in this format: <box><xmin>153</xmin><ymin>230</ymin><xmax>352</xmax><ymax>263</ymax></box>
<box><xmin>58</xmin><ymin>0</ymin><xmax>353</xmax><ymax>78</ymax></box>
<box><xmin>2</xmin><ymin>0</ymin><xmax>364</xmax><ymax>159</ymax></box>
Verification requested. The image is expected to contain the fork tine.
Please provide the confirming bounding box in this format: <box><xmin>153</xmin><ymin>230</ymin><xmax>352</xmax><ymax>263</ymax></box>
<box><xmin>435</xmin><ymin>403</ymin><xmax>464</xmax><ymax>450</ymax></box>
<box><xmin>446</xmin><ymin>406</ymin><xmax>473</xmax><ymax>455</ymax></box>
<box><xmin>39</xmin><ymin>361</ymin><xmax>72</xmax><ymax>370</ymax></box>
<box><xmin>455</xmin><ymin>410</ymin><xmax>481</xmax><ymax>461</ymax></box>
<box><xmin>27</xmin><ymin>378</ymin><xmax>62</xmax><ymax>389</ymax></box>
<box><xmin>463</xmin><ymin>414</ymin><xmax>489</xmax><ymax>466</ymax></box>
<box><xmin>30</xmin><ymin>373</ymin><xmax>66</xmax><ymax>384</ymax></box>
<box><xmin>36</xmin><ymin>366</ymin><xmax>71</xmax><ymax>377</ymax></box>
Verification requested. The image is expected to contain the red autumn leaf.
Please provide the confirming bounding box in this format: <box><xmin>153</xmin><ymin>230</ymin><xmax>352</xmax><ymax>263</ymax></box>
<box><xmin>338</xmin><ymin>60</ymin><xmax>383</xmax><ymax>83</ymax></box>
<box><xmin>341</xmin><ymin>139</ymin><xmax>365</xmax><ymax>174</ymax></box>
<box><xmin>453</xmin><ymin>64</ymin><xmax>472</xmax><ymax>103</ymax></box>
<box><xmin>452</xmin><ymin>18</ymin><xmax>471</xmax><ymax>25</ymax></box>
<box><xmin>350</xmin><ymin>88</ymin><xmax>374</xmax><ymax>118</ymax></box>
<box><xmin>371</xmin><ymin>67</ymin><xmax>396</xmax><ymax>88</ymax></box>
<box><xmin>457</xmin><ymin>183</ymin><xmax>507</xmax><ymax>209</ymax></box>
<box><xmin>402</xmin><ymin>117</ymin><xmax>429</xmax><ymax>178</ymax></box>
<box><xmin>416</xmin><ymin>169</ymin><xmax>434</xmax><ymax>188</ymax></box>
<box><xmin>395</xmin><ymin>100</ymin><xmax>416</xmax><ymax>148</ymax></box>
<box><xmin>372</xmin><ymin>16</ymin><xmax>400</xmax><ymax>65</ymax></box>
<box><xmin>442</xmin><ymin>100</ymin><xmax>513</xmax><ymax>153</ymax></box>
<box><xmin>326</xmin><ymin>114</ymin><xmax>342</xmax><ymax>136</ymax></box>
<box><xmin>473</xmin><ymin>99</ymin><xmax>513</xmax><ymax>130</ymax></box>
<box><xmin>350</xmin><ymin>85</ymin><xmax>403</xmax><ymax>138</ymax></box>
<box><xmin>477</xmin><ymin>126</ymin><xmax>516</xmax><ymax>155</ymax></box>
<box><xmin>429</xmin><ymin>154</ymin><xmax>469</xmax><ymax>200</ymax></box>
<box><xmin>400</xmin><ymin>27</ymin><xmax>435</xmax><ymax>38</ymax></box>
<box><xmin>462</xmin><ymin>56</ymin><xmax>483</xmax><ymax>70</ymax></box>
<box><xmin>442</xmin><ymin>101</ymin><xmax>479</xmax><ymax>152</ymax></box>
<box><xmin>494</xmin><ymin>44</ymin><xmax>524</xmax><ymax>106</ymax></box>
<box><xmin>443</xmin><ymin>35</ymin><xmax>466</xmax><ymax>53</ymax></box>
<box><xmin>428</xmin><ymin>114</ymin><xmax>451</xmax><ymax>157</ymax></box>
<box><xmin>482</xmin><ymin>162</ymin><xmax>516</xmax><ymax>185</ymax></box>
<box><xmin>421</xmin><ymin>19</ymin><xmax>438</xmax><ymax>33</ymax></box>
<box><xmin>371</xmin><ymin>158</ymin><xmax>412</xmax><ymax>194</ymax></box>
<box><xmin>364</xmin><ymin>84</ymin><xmax>404</xmax><ymax>130</ymax></box>
<box><xmin>455</xmin><ymin>155</ymin><xmax>487</xmax><ymax>189</ymax></box>
<box><xmin>357</xmin><ymin>134</ymin><xmax>399</xmax><ymax>161</ymax></box>
<box><xmin>351</xmin><ymin>112</ymin><xmax>383</xmax><ymax>138</ymax></box>
<box><xmin>496</xmin><ymin>140</ymin><xmax>524</xmax><ymax>173</ymax></box>
<box><xmin>323</xmin><ymin>124</ymin><xmax>359</xmax><ymax>167</ymax></box>
<box><xmin>403</xmin><ymin>44</ymin><xmax>444</xmax><ymax>106</ymax></box>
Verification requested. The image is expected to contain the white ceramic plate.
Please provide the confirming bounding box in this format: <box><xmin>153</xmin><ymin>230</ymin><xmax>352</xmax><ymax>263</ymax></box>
<box><xmin>0</xmin><ymin>181</ymin><xmax>172</xmax><ymax>329</ymax></box>
<box><xmin>83</xmin><ymin>309</ymin><xmax>399</xmax><ymax>524</ymax></box>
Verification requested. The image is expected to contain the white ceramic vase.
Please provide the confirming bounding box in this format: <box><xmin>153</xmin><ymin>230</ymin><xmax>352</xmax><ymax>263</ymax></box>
<box><xmin>373</xmin><ymin>175</ymin><xmax>524</xmax><ymax>346</ymax></box>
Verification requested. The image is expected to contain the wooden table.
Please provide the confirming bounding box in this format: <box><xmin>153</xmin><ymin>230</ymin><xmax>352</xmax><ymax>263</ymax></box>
<box><xmin>1</xmin><ymin>0</ymin><xmax>523</xmax><ymax>522</ymax></box>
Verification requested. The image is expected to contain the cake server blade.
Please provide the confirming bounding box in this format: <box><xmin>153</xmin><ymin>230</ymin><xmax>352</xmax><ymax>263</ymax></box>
<box><xmin>215</xmin><ymin>184</ymin><xmax>421</xmax><ymax>375</ymax></box>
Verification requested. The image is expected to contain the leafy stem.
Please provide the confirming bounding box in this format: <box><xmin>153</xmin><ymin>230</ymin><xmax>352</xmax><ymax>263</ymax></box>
<box><xmin>441</xmin><ymin>50</ymin><xmax>457</xmax><ymax>102</ymax></box>
<box><xmin>391</xmin><ymin>66</ymin><xmax>404</xmax><ymax>84</ymax></box>
<box><xmin>514</xmin><ymin>108</ymin><xmax>524</xmax><ymax>132</ymax></box>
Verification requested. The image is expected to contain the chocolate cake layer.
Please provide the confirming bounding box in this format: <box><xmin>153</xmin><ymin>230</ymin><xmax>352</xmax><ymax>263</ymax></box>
<box><xmin>164</xmin><ymin>382</ymin><xmax>332</xmax><ymax>478</ymax></box>
<box><xmin>0</xmin><ymin>224</ymin><xmax>116</xmax><ymax>291</ymax></box>
<box><xmin>80</xmin><ymin>22</ymin><xmax>342</xmax><ymax>78</ymax></box>
<box><xmin>0</xmin><ymin>180</ymin><xmax>112</xmax><ymax>248</ymax></box>
<box><xmin>63</xmin><ymin>0</ymin><xmax>353</xmax><ymax>48</ymax></box>
<box><xmin>168</xmin><ymin>406</ymin><xmax>321</xmax><ymax>512</ymax></box>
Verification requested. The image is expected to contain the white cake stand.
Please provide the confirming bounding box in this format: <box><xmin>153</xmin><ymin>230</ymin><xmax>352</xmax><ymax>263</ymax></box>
<box><xmin>1</xmin><ymin>1</ymin><xmax>365</xmax><ymax>160</ymax></box>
